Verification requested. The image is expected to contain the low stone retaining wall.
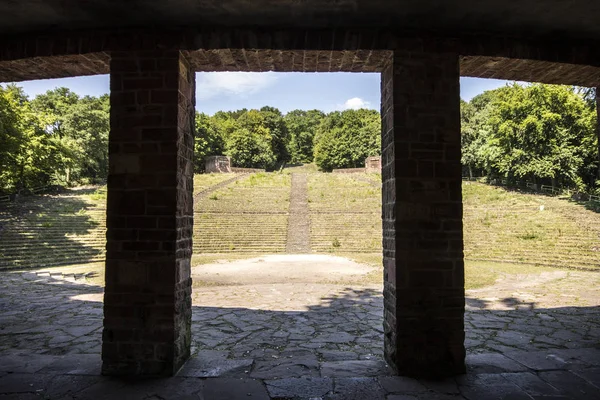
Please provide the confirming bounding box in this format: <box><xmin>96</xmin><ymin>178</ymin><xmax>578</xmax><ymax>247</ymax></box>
<box><xmin>231</xmin><ymin>167</ymin><xmax>265</xmax><ymax>173</ymax></box>
<box><xmin>332</xmin><ymin>168</ymin><xmax>365</xmax><ymax>173</ymax></box>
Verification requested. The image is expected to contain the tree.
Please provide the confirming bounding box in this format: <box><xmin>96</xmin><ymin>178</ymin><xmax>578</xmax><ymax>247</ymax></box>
<box><xmin>226</xmin><ymin>127</ymin><xmax>276</xmax><ymax>169</ymax></box>
<box><xmin>0</xmin><ymin>85</ymin><xmax>64</xmax><ymax>192</ymax></box>
<box><xmin>230</xmin><ymin>109</ymin><xmax>280</xmax><ymax>170</ymax></box>
<box><xmin>313</xmin><ymin>109</ymin><xmax>381</xmax><ymax>171</ymax></box>
<box><xmin>285</xmin><ymin>109</ymin><xmax>324</xmax><ymax>163</ymax></box>
<box><xmin>31</xmin><ymin>87</ymin><xmax>79</xmax><ymax>138</ymax></box>
<box><xmin>259</xmin><ymin>106</ymin><xmax>290</xmax><ymax>166</ymax></box>
<box><xmin>463</xmin><ymin>83</ymin><xmax>597</xmax><ymax>190</ymax></box>
<box><xmin>0</xmin><ymin>85</ymin><xmax>25</xmax><ymax>192</ymax></box>
<box><xmin>194</xmin><ymin>112</ymin><xmax>225</xmax><ymax>172</ymax></box>
<box><xmin>59</xmin><ymin>95</ymin><xmax>110</xmax><ymax>183</ymax></box>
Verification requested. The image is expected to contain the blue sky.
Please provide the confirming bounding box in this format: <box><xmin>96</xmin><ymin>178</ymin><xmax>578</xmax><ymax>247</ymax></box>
<box><xmin>7</xmin><ymin>73</ymin><xmax>512</xmax><ymax>115</ymax></box>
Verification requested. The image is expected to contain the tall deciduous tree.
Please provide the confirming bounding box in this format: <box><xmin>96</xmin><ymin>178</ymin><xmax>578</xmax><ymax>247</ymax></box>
<box><xmin>0</xmin><ymin>85</ymin><xmax>64</xmax><ymax>192</ymax></box>
<box><xmin>194</xmin><ymin>112</ymin><xmax>225</xmax><ymax>172</ymax></box>
<box><xmin>59</xmin><ymin>95</ymin><xmax>110</xmax><ymax>183</ymax></box>
<box><xmin>462</xmin><ymin>83</ymin><xmax>598</xmax><ymax>190</ymax></box>
<box><xmin>313</xmin><ymin>109</ymin><xmax>381</xmax><ymax>171</ymax></box>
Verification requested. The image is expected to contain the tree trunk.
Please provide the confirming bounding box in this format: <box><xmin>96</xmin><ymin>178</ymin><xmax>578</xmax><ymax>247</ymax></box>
<box><xmin>18</xmin><ymin>164</ymin><xmax>25</xmax><ymax>193</ymax></box>
<box><xmin>468</xmin><ymin>165</ymin><xmax>473</xmax><ymax>180</ymax></box>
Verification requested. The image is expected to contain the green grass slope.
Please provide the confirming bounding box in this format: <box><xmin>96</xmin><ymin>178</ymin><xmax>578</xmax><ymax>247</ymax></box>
<box><xmin>193</xmin><ymin>172</ymin><xmax>290</xmax><ymax>253</ymax></box>
<box><xmin>463</xmin><ymin>182</ymin><xmax>600</xmax><ymax>270</ymax></box>
<box><xmin>0</xmin><ymin>187</ymin><xmax>106</xmax><ymax>269</ymax></box>
<box><xmin>0</xmin><ymin>173</ymin><xmax>598</xmax><ymax>274</ymax></box>
<box><xmin>308</xmin><ymin>173</ymin><xmax>381</xmax><ymax>253</ymax></box>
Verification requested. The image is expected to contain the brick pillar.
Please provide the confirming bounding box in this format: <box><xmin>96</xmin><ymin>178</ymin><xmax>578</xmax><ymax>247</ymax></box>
<box><xmin>102</xmin><ymin>50</ymin><xmax>195</xmax><ymax>376</ymax></box>
<box><xmin>381</xmin><ymin>50</ymin><xmax>465</xmax><ymax>378</ymax></box>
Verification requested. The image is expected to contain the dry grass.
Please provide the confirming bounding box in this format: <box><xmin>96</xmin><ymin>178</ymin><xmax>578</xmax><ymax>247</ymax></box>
<box><xmin>463</xmin><ymin>182</ymin><xmax>600</xmax><ymax>270</ymax></box>
<box><xmin>193</xmin><ymin>173</ymin><xmax>239</xmax><ymax>195</ymax></box>
<box><xmin>329</xmin><ymin>253</ymin><xmax>562</xmax><ymax>290</ymax></box>
<box><xmin>195</xmin><ymin>172</ymin><xmax>291</xmax><ymax>213</ymax></box>
<box><xmin>4</xmin><ymin>172</ymin><xmax>598</xmax><ymax>295</ymax></box>
<box><xmin>193</xmin><ymin>172</ymin><xmax>291</xmax><ymax>253</ymax></box>
<box><xmin>308</xmin><ymin>173</ymin><xmax>381</xmax><ymax>252</ymax></box>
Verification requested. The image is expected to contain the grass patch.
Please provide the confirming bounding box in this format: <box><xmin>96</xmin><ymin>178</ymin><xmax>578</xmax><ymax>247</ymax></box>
<box><xmin>195</xmin><ymin>172</ymin><xmax>291</xmax><ymax>213</ymax></box>
<box><xmin>30</xmin><ymin>261</ymin><xmax>106</xmax><ymax>287</ymax></box>
<box><xmin>463</xmin><ymin>182</ymin><xmax>600</xmax><ymax>270</ymax></box>
<box><xmin>89</xmin><ymin>187</ymin><xmax>107</xmax><ymax>201</ymax></box>
<box><xmin>465</xmin><ymin>260</ymin><xmax>560</xmax><ymax>289</ymax></box>
<box><xmin>193</xmin><ymin>173</ymin><xmax>239</xmax><ymax>195</ymax></box>
<box><xmin>334</xmin><ymin>253</ymin><xmax>559</xmax><ymax>290</ymax></box>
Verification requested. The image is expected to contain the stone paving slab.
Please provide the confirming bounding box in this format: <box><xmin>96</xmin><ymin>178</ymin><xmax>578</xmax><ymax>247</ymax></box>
<box><xmin>1</xmin><ymin>270</ymin><xmax>599</xmax><ymax>398</ymax></box>
<box><xmin>0</xmin><ymin>352</ymin><xmax>599</xmax><ymax>399</ymax></box>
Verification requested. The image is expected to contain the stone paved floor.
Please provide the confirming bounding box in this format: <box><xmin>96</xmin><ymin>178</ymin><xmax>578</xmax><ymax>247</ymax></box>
<box><xmin>1</xmin><ymin>270</ymin><xmax>599</xmax><ymax>399</ymax></box>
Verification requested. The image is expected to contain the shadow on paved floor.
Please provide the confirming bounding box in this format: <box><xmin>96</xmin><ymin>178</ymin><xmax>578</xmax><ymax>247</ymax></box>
<box><xmin>0</xmin><ymin>272</ymin><xmax>599</xmax><ymax>399</ymax></box>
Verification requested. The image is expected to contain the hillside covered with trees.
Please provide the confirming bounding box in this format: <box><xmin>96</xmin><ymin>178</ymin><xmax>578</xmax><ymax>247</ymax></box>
<box><xmin>0</xmin><ymin>82</ymin><xmax>598</xmax><ymax>195</ymax></box>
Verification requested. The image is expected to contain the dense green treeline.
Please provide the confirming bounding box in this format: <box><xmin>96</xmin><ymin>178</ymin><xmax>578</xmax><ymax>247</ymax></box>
<box><xmin>194</xmin><ymin>106</ymin><xmax>381</xmax><ymax>171</ymax></box>
<box><xmin>0</xmin><ymin>85</ymin><xmax>380</xmax><ymax>193</ymax></box>
<box><xmin>1</xmin><ymin>81</ymin><xmax>598</xmax><ymax>195</ymax></box>
<box><xmin>0</xmin><ymin>85</ymin><xmax>109</xmax><ymax>194</ymax></box>
<box><xmin>461</xmin><ymin>84</ymin><xmax>599</xmax><ymax>193</ymax></box>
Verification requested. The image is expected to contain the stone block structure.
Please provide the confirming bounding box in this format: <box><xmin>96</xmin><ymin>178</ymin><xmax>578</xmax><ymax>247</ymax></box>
<box><xmin>205</xmin><ymin>156</ymin><xmax>232</xmax><ymax>173</ymax></box>
<box><xmin>365</xmin><ymin>156</ymin><xmax>382</xmax><ymax>173</ymax></box>
<box><xmin>0</xmin><ymin>0</ymin><xmax>599</xmax><ymax>380</ymax></box>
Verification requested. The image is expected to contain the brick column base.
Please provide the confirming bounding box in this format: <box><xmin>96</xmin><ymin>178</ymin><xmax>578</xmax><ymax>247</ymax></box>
<box><xmin>102</xmin><ymin>50</ymin><xmax>194</xmax><ymax>376</ymax></box>
<box><xmin>381</xmin><ymin>50</ymin><xmax>466</xmax><ymax>378</ymax></box>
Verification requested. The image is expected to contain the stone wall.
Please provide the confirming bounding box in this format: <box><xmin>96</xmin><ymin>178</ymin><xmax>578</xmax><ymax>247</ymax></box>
<box><xmin>332</xmin><ymin>168</ymin><xmax>366</xmax><ymax>174</ymax></box>
<box><xmin>365</xmin><ymin>156</ymin><xmax>381</xmax><ymax>173</ymax></box>
<box><xmin>205</xmin><ymin>156</ymin><xmax>231</xmax><ymax>173</ymax></box>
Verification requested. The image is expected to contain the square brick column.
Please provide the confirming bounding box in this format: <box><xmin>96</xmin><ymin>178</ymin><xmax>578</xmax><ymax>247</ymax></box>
<box><xmin>102</xmin><ymin>50</ymin><xmax>195</xmax><ymax>376</ymax></box>
<box><xmin>381</xmin><ymin>50</ymin><xmax>465</xmax><ymax>378</ymax></box>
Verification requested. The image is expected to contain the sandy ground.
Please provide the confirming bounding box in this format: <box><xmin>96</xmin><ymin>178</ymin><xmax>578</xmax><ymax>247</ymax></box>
<box><xmin>466</xmin><ymin>269</ymin><xmax>600</xmax><ymax>309</ymax></box>
<box><xmin>22</xmin><ymin>254</ymin><xmax>600</xmax><ymax>309</ymax></box>
<box><xmin>191</xmin><ymin>254</ymin><xmax>376</xmax><ymax>285</ymax></box>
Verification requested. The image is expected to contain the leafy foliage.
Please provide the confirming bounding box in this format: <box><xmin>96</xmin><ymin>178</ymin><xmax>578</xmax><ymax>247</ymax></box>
<box><xmin>313</xmin><ymin>109</ymin><xmax>381</xmax><ymax>171</ymax></box>
<box><xmin>461</xmin><ymin>83</ymin><xmax>598</xmax><ymax>191</ymax></box>
<box><xmin>0</xmin><ymin>86</ymin><xmax>109</xmax><ymax>193</ymax></box>
<box><xmin>194</xmin><ymin>112</ymin><xmax>225</xmax><ymax>172</ymax></box>
<box><xmin>284</xmin><ymin>109</ymin><xmax>324</xmax><ymax>163</ymax></box>
<box><xmin>194</xmin><ymin>107</ymin><xmax>377</xmax><ymax>171</ymax></box>
<box><xmin>4</xmin><ymin>80</ymin><xmax>597</xmax><ymax>196</ymax></box>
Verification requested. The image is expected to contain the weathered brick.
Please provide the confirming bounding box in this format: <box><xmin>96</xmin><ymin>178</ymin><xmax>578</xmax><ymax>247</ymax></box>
<box><xmin>381</xmin><ymin>50</ymin><xmax>465</xmax><ymax>378</ymax></box>
<box><xmin>103</xmin><ymin>50</ymin><xmax>194</xmax><ymax>377</ymax></box>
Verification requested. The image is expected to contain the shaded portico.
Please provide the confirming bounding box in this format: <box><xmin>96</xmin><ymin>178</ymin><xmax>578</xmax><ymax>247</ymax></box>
<box><xmin>1</xmin><ymin>1</ymin><xmax>600</xmax><ymax>380</ymax></box>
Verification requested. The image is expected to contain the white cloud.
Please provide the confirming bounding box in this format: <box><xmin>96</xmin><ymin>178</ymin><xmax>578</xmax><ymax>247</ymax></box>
<box><xmin>340</xmin><ymin>97</ymin><xmax>372</xmax><ymax>110</ymax></box>
<box><xmin>196</xmin><ymin>72</ymin><xmax>278</xmax><ymax>100</ymax></box>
